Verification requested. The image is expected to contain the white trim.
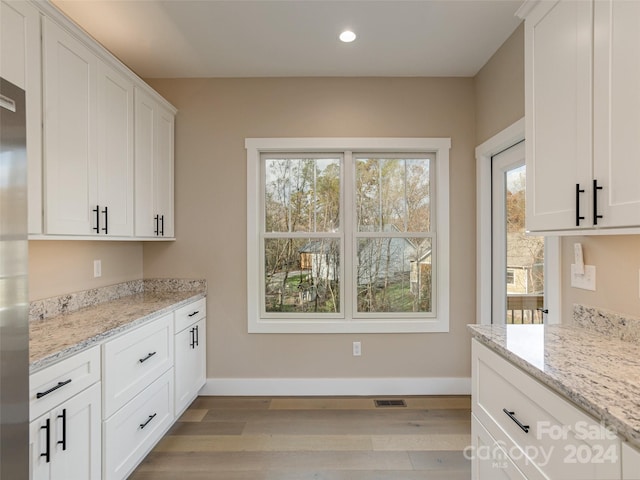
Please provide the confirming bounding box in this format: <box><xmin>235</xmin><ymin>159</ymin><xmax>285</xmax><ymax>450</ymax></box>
<box><xmin>475</xmin><ymin>119</ymin><xmax>526</xmax><ymax>325</ymax></box>
<box><xmin>246</xmin><ymin>137</ymin><xmax>451</xmax><ymax>334</ymax></box>
<box><xmin>475</xmin><ymin>118</ymin><xmax>562</xmax><ymax>324</ymax></box>
<box><xmin>200</xmin><ymin>377</ymin><xmax>470</xmax><ymax>396</ymax></box>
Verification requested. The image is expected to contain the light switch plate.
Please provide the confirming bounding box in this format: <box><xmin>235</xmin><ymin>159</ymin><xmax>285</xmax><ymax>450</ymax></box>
<box><xmin>571</xmin><ymin>264</ymin><xmax>595</xmax><ymax>291</ymax></box>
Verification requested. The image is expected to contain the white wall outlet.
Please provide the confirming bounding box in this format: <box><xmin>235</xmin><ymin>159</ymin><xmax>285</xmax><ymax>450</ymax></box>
<box><xmin>573</xmin><ymin>243</ymin><xmax>584</xmax><ymax>275</ymax></box>
<box><xmin>94</xmin><ymin>259</ymin><xmax>102</xmax><ymax>278</ymax></box>
<box><xmin>571</xmin><ymin>264</ymin><xmax>595</xmax><ymax>291</ymax></box>
<box><xmin>352</xmin><ymin>341</ymin><xmax>361</xmax><ymax>356</ymax></box>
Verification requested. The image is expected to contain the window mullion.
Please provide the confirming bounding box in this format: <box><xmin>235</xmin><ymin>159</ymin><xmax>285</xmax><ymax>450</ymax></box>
<box><xmin>343</xmin><ymin>150</ymin><xmax>353</xmax><ymax>321</ymax></box>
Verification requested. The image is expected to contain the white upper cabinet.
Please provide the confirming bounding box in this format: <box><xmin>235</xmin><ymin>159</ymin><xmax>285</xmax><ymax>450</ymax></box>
<box><xmin>522</xmin><ymin>0</ymin><xmax>640</xmax><ymax>233</ymax></box>
<box><xmin>42</xmin><ymin>17</ymin><xmax>98</xmax><ymax>235</ymax></box>
<box><xmin>4</xmin><ymin>1</ymin><xmax>175</xmax><ymax>239</ymax></box>
<box><xmin>592</xmin><ymin>0</ymin><xmax>640</xmax><ymax>228</ymax></box>
<box><xmin>43</xmin><ymin>18</ymin><xmax>135</xmax><ymax>237</ymax></box>
<box><xmin>1</xmin><ymin>0</ymin><xmax>43</xmax><ymax>234</ymax></box>
<box><xmin>96</xmin><ymin>62</ymin><xmax>134</xmax><ymax>236</ymax></box>
<box><xmin>134</xmin><ymin>87</ymin><xmax>175</xmax><ymax>238</ymax></box>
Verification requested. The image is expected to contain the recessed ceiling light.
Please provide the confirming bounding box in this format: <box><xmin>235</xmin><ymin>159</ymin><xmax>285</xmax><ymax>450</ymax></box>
<box><xmin>339</xmin><ymin>30</ymin><xmax>356</xmax><ymax>43</ymax></box>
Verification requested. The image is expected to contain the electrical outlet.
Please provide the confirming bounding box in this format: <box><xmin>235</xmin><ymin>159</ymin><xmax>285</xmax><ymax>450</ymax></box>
<box><xmin>571</xmin><ymin>264</ymin><xmax>595</xmax><ymax>291</ymax></box>
<box><xmin>94</xmin><ymin>259</ymin><xmax>102</xmax><ymax>278</ymax></box>
<box><xmin>352</xmin><ymin>341</ymin><xmax>361</xmax><ymax>356</ymax></box>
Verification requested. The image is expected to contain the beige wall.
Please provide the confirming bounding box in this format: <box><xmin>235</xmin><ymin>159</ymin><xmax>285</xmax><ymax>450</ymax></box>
<box><xmin>474</xmin><ymin>23</ymin><xmax>524</xmax><ymax>145</ymax></box>
<box><xmin>143</xmin><ymin>77</ymin><xmax>476</xmax><ymax>379</ymax></box>
<box><xmin>29</xmin><ymin>241</ymin><xmax>143</xmax><ymax>300</ymax></box>
<box><xmin>561</xmin><ymin>236</ymin><xmax>640</xmax><ymax>321</ymax></box>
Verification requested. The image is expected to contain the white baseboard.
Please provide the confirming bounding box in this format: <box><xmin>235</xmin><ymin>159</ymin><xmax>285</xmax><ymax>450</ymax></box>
<box><xmin>199</xmin><ymin>377</ymin><xmax>471</xmax><ymax>396</ymax></box>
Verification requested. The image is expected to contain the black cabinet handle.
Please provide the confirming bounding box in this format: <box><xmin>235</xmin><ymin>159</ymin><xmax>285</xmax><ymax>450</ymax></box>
<box><xmin>36</xmin><ymin>379</ymin><xmax>72</xmax><ymax>399</ymax></box>
<box><xmin>101</xmin><ymin>206</ymin><xmax>108</xmax><ymax>234</ymax></box>
<box><xmin>41</xmin><ymin>418</ymin><xmax>51</xmax><ymax>463</ymax></box>
<box><xmin>575</xmin><ymin>184</ymin><xmax>585</xmax><ymax>226</ymax></box>
<box><xmin>160</xmin><ymin>215</ymin><xmax>165</xmax><ymax>236</ymax></box>
<box><xmin>154</xmin><ymin>214</ymin><xmax>159</xmax><ymax>236</ymax></box>
<box><xmin>537</xmin><ymin>308</ymin><xmax>549</xmax><ymax>314</ymax></box>
<box><xmin>189</xmin><ymin>327</ymin><xmax>196</xmax><ymax>349</ymax></box>
<box><xmin>139</xmin><ymin>351</ymin><xmax>157</xmax><ymax>363</ymax></box>
<box><xmin>57</xmin><ymin>409</ymin><xmax>67</xmax><ymax>451</ymax></box>
<box><xmin>195</xmin><ymin>325</ymin><xmax>199</xmax><ymax>347</ymax></box>
<box><xmin>188</xmin><ymin>311</ymin><xmax>199</xmax><ymax>317</ymax></box>
<box><xmin>503</xmin><ymin>408</ymin><xmax>530</xmax><ymax>433</ymax></box>
<box><xmin>93</xmin><ymin>205</ymin><xmax>100</xmax><ymax>233</ymax></box>
<box><xmin>139</xmin><ymin>413</ymin><xmax>157</xmax><ymax>429</ymax></box>
<box><xmin>593</xmin><ymin>179</ymin><xmax>603</xmax><ymax>225</ymax></box>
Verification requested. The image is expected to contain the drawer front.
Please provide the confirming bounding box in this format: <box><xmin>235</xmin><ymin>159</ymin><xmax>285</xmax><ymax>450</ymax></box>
<box><xmin>472</xmin><ymin>414</ymin><xmax>527</xmax><ymax>480</ymax></box>
<box><xmin>472</xmin><ymin>340</ymin><xmax>620</xmax><ymax>480</ymax></box>
<box><xmin>103</xmin><ymin>314</ymin><xmax>173</xmax><ymax>418</ymax></box>
<box><xmin>174</xmin><ymin>297</ymin><xmax>206</xmax><ymax>333</ymax></box>
<box><xmin>30</xmin><ymin>346</ymin><xmax>100</xmax><ymax>421</ymax></box>
<box><xmin>103</xmin><ymin>368</ymin><xmax>174</xmax><ymax>480</ymax></box>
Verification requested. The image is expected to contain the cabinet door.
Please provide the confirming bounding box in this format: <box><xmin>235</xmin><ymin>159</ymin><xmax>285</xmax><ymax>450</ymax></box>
<box><xmin>49</xmin><ymin>383</ymin><xmax>101</xmax><ymax>480</ymax></box>
<box><xmin>29</xmin><ymin>383</ymin><xmax>101</xmax><ymax>480</ymax></box>
<box><xmin>155</xmin><ymin>104</ymin><xmax>175</xmax><ymax>237</ymax></box>
<box><xmin>1</xmin><ymin>0</ymin><xmax>43</xmax><ymax>235</ymax></box>
<box><xmin>174</xmin><ymin>318</ymin><xmax>206</xmax><ymax>416</ymax></box>
<box><xmin>134</xmin><ymin>88</ymin><xmax>158</xmax><ymax>237</ymax></box>
<box><xmin>96</xmin><ymin>61</ymin><xmax>134</xmax><ymax>236</ymax></box>
<box><xmin>525</xmin><ymin>0</ymin><xmax>593</xmax><ymax>231</ymax></box>
<box><xmin>42</xmin><ymin>17</ymin><xmax>98</xmax><ymax>235</ymax></box>
<box><xmin>134</xmin><ymin>87</ymin><xmax>175</xmax><ymax>238</ymax></box>
<box><xmin>593</xmin><ymin>0</ymin><xmax>640</xmax><ymax>228</ymax></box>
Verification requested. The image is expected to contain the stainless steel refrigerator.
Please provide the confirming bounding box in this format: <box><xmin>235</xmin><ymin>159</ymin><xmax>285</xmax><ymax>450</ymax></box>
<box><xmin>0</xmin><ymin>77</ymin><xmax>29</xmax><ymax>477</ymax></box>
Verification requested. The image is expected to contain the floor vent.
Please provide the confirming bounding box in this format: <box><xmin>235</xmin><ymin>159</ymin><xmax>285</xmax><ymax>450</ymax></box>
<box><xmin>374</xmin><ymin>399</ymin><xmax>407</xmax><ymax>408</ymax></box>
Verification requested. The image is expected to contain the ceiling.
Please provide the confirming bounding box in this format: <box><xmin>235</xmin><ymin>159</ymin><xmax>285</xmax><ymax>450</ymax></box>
<box><xmin>51</xmin><ymin>0</ymin><xmax>523</xmax><ymax>79</ymax></box>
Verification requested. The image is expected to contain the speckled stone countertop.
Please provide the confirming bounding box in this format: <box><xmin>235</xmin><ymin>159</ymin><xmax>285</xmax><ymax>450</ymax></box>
<box><xmin>468</xmin><ymin>323</ymin><xmax>640</xmax><ymax>449</ymax></box>
<box><xmin>30</xmin><ymin>279</ymin><xmax>206</xmax><ymax>373</ymax></box>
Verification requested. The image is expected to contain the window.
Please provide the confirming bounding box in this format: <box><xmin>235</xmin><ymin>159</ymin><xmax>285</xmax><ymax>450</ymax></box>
<box><xmin>506</xmin><ymin>269</ymin><xmax>515</xmax><ymax>285</ymax></box>
<box><xmin>246</xmin><ymin>138</ymin><xmax>450</xmax><ymax>333</ymax></box>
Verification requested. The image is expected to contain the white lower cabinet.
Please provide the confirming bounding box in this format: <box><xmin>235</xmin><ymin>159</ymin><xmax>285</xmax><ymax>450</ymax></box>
<box><xmin>30</xmin><ymin>297</ymin><xmax>206</xmax><ymax>480</ymax></box>
<box><xmin>174</xmin><ymin>298</ymin><xmax>206</xmax><ymax>416</ymax></box>
<box><xmin>30</xmin><ymin>382</ymin><xmax>101</xmax><ymax>480</ymax></box>
<box><xmin>103</xmin><ymin>369</ymin><xmax>174</xmax><ymax>480</ymax></box>
<box><xmin>472</xmin><ymin>339</ymin><xmax>621</xmax><ymax>479</ymax></box>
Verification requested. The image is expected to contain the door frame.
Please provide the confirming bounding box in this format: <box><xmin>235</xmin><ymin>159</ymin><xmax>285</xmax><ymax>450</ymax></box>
<box><xmin>475</xmin><ymin>118</ymin><xmax>561</xmax><ymax>325</ymax></box>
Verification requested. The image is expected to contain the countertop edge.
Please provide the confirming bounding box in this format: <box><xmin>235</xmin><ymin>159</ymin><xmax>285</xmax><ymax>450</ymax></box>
<box><xmin>467</xmin><ymin>325</ymin><xmax>640</xmax><ymax>450</ymax></box>
<box><xmin>29</xmin><ymin>291</ymin><xmax>206</xmax><ymax>374</ymax></box>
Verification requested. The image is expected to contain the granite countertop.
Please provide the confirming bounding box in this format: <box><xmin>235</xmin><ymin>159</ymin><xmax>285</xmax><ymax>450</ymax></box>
<box><xmin>468</xmin><ymin>323</ymin><xmax>640</xmax><ymax>449</ymax></box>
<box><xmin>30</xmin><ymin>280</ymin><xmax>206</xmax><ymax>373</ymax></box>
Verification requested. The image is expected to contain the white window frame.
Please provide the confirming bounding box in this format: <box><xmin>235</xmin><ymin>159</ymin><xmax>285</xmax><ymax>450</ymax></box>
<box><xmin>246</xmin><ymin>137</ymin><xmax>451</xmax><ymax>333</ymax></box>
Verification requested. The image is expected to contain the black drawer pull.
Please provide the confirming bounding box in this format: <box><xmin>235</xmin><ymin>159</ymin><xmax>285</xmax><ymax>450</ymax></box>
<box><xmin>503</xmin><ymin>408</ymin><xmax>530</xmax><ymax>433</ymax></box>
<box><xmin>36</xmin><ymin>379</ymin><xmax>72</xmax><ymax>399</ymax></box>
<box><xmin>139</xmin><ymin>413</ymin><xmax>157</xmax><ymax>429</ymax></box>
<box><xmin>57</xmin><ymin>408</ymin><xmax>67</xmax><ymax>451</ymax></box>
<box><xmin>575</xmin><ymin>184</ymin><xmax>585</xmax><ymax>226</ymax></box>
<box><xmin>41</xmin><ymin>418</ymin><xmax>51</xmax><ymax>463</ymax></box>
<box><xmin>593</xmin><ymin>179</ymin><xmax>603</xmax><ymax>225</ymax></box>
<box><xmin>188</xmin><ymin>310</ymin><xmax>200</xmax><ymax>317</ymax></box>
<box><xmin>139</xmin><ymin>351</ymin><xmax>157</xmax><ymax>363</ymax></box>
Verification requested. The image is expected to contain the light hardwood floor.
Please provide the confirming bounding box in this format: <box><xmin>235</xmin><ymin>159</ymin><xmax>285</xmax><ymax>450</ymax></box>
<box><xmin>129</xmin><ymin>396</ymin><xmax>472</xmax><ymax>479</ymax></box>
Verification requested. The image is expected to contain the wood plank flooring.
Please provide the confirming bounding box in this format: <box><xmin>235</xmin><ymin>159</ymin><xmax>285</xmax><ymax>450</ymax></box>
<box><xmin>129</xmin><ymin>396</ymin><xmax>471</xmax><ymax>479</ymax></box>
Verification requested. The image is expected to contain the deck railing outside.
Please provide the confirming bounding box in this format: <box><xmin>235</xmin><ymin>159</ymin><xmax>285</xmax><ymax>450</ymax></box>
<box><xmin>506</xmin><ymin>294</ymin><xmax>544</xmax><ymax>324</ymax></box>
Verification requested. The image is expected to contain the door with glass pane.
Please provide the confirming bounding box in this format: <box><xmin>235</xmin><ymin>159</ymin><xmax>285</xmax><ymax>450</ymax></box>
<box><xmin>492</xmin><ymin>142</ymin><xmax>546</xmax><ymax>324</ymax></box>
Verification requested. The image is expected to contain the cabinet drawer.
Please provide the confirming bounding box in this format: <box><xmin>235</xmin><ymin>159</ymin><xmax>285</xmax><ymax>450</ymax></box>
<box><xmin>103</xmin><ymin>368</ymin><xmax>174</xmax><ymax>480</ymax></box>
<box><xmin>102</xmin><ymin>314</ymin><xmax>173</xmax><ymax>418</ymax></box>
<box><xmin>472</xmin><ymin>414</ymin><xmax>527</xmax><ymax>480</ymax></box>
<box><xmin>30</xmin><ymin>346</ymin><xmax>100</xmax><ymax>421</ymax></box>
<box><xmin>472</xmin><ymin>340</ymin><xmax>620</xmax><ymax>479</ymax></box>
<box><xmin>174</xmin><ymin>297</ymin><xmax>206</xmax><ymax>333</ymax></box>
